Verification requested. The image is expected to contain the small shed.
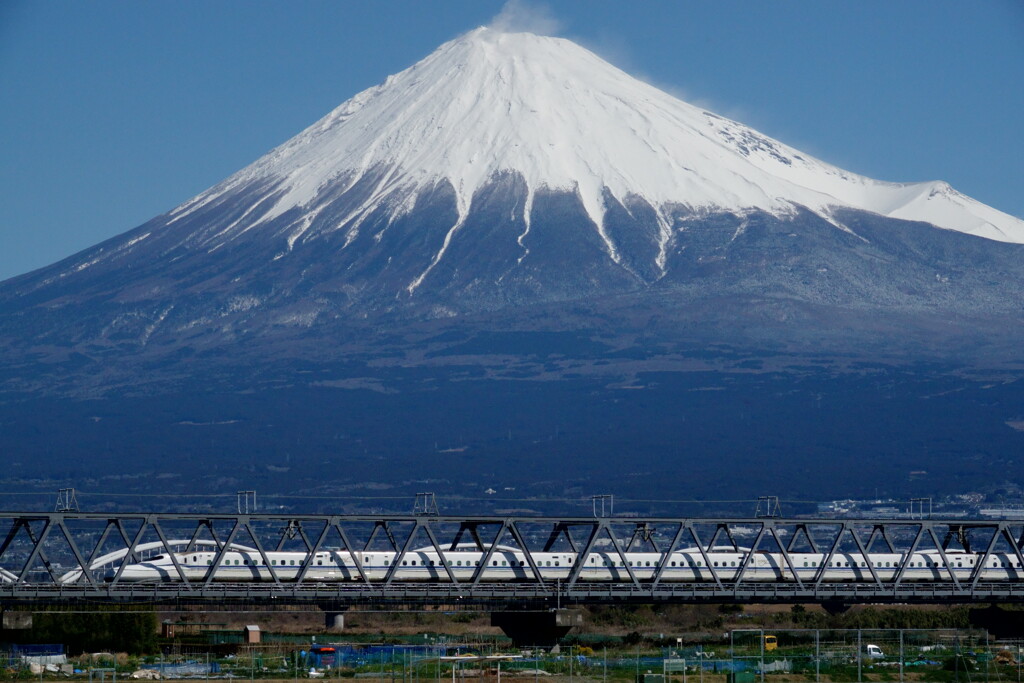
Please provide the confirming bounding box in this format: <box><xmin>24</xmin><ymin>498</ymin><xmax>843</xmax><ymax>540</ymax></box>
<box><xmin>162</xmin><ymin>620</ymin><xmax>175</xmax><ymax>638</ymax></box>
<box><xmin>244</xmin><ymin>625</ymin><xmax>261</xmax><ymax>644</ymax></box>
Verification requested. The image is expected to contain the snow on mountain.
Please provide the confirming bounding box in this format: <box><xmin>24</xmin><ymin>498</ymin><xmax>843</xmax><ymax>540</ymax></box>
<box><xmin>165</xmin><ymin>25</ymin><xmax>1024</xmax><ymax>282</ymax></box>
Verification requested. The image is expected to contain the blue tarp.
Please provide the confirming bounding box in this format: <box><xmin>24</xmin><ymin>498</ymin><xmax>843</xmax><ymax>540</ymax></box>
<box><xmin>146</xmin><ymin>661</ymin><xmax>215</xmax><ymax>676</ymax></box>
<box><xmin>300</xmin><ymin>645</ymin><xmax>449</xmax><ymax>669</ymax></box>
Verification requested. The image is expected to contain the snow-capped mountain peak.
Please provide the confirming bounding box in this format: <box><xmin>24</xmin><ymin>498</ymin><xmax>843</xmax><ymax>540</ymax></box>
<box><xmin>166</xmin><ymin>26</ymin><xmax>1024</xmax><ymax>279</ymax></box>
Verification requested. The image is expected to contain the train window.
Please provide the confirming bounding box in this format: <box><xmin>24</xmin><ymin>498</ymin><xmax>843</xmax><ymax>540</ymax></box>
<box><xmin>555</xmin><ymin>562</ymin><xmax>560</xmax><ymax>567</ymax></box>
<box><xmin>411</xmin><ymin>560</ymin><xmax>417</xmax><ymax>566</ymax></box>
<box><xmin>546</xmin><ymin>561</ymin><xmax>552</xmax><ymax>567</ymax></box>
<box><xmin>884</xmin><ymin>562</ymin><xmax>890</xmax><ymax>567</ymax></box>
<box><xmin>957</xmin><ymin>562</ymin><xmax>962</xmax><ymax>567</ymax></box>
<box><xmin>671</xmin><ymin>561</ymin><xmax>676</xmax><ymax>567</ymax></box>
<box><xmin>730</xmin><ymin>561</ymin><xmax>736</xmax><ymax>567</ymax></box>
<box><xmin>803</xmin><ymin>562</ymin><xmax>808</xmax><ymax>567</ymax></box>
<box><xmin>493</xmin><ymin>561</ymin><xmax>498</xmax><ymax>566</ymax></box>
<box><xmin>402</xmin><ymin>561</ymin><xmax>407</xmax><ymax>566</ymax></box>
<box><xmin>568</xmin><ymin>558</ymin><xmax>573</xmax><ymax>564</ymax></box>
<box><xmin>317</xmin><ymin>561</ymin><xmax>322</xmax><ymax>566</ymax></box>
<box><xmin>207</xmin><ymin>560</ymin><xmax>212</xmax><ymax>565</ymax></box>
<box><xmin>291</xmin><ymin>560</ymin><xmax>296</xmax><ymax>566</ymax></box>
<box><xmin>645</xmin><ymin>562</ymin><xmax>651</xmax><ymax>567</ymax></box>
<box><xmin>502</xmin><ymin>561</ymin><xmax>507</xmax><ymax>566</ymax></box>
<box><xmin>384</xmin><ymin>560</ymin><xmax>389</xmax><ymax>566</ymax></box>
<box><xmin>475</xmin><ymin>561</ymin><xmax>480</xmax><ymax>566</ymax></box>
<box><xmin>713</xmin><ymin>562</ymin><xmax>719</xmax><ymax>567</ymax></box>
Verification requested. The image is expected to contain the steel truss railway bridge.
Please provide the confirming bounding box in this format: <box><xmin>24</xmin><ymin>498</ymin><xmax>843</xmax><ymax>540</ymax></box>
<box><xmin>3</xmin><ymin>510</ymin><xmax>1024</xmax><ymax>610</ymax></box>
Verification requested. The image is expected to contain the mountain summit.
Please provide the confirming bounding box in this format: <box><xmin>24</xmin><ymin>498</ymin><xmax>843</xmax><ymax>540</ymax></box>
<box><xmin>182</xmin><ymin>27</ymin><xmax>1023</xmax><ymax>261</ymax></box>
<box><xmin>3</xmin><ymin>28</ymin><xmax>1024</xmax><ymax>356</ymax></box>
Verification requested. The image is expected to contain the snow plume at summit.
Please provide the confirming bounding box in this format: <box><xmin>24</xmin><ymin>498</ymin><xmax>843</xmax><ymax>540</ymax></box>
<box><xmin>488</xmin><ymin>0</ymin><xmax>563</xmax><ymax>36</ymax></box>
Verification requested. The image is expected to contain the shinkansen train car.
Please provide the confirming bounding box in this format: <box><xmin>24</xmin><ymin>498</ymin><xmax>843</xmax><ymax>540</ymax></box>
<box><xmin>96</xmin><ymin>545</ymin><xmax>1024</xmax><ymax>584</ymax></box>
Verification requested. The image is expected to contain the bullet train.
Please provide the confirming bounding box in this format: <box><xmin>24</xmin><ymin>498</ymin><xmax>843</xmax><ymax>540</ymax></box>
<box><xmin>101</xmin><ymin>544</ymin><xmax>1024</xmax><ymax>583</ymax></box>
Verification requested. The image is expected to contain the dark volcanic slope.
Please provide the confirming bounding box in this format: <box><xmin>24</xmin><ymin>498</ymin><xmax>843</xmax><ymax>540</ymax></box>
<box><xmin>2</xmin><ymin>173</ymin><xmax>1024</xmax><ymax>364</ymax></box>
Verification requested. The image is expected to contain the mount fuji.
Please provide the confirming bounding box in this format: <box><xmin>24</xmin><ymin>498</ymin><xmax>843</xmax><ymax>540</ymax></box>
<box><xmin>4</xmin><ymin>28</ymin><xmax>1024</xmax><ymax>327</ymax></box>
<box><xmin>3</xmin><ymin>28</ymin><xmax>1024</xmax><ymax>502</ymax></box>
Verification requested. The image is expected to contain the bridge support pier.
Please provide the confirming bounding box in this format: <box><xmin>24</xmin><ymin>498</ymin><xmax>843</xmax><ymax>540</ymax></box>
<box><xmin>490</xmin><ymin>609</ymin><xmax>583</xmax><ymax>647</ymax></box>
<box><xmin>822</xmin><ymin>600</ymin><xmax>850</xmax><ymax>616</ymax></box>
<box><xmin>324</xmin><ymin>608</ymin><xmax>347</xmax><ymax>631</ymax></box>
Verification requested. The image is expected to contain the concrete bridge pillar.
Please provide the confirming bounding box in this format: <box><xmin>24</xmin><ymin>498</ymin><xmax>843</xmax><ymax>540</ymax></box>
<box><xmin>324</xmin><ymin>609</ymin><xmax>346</xmax><ymax>631</ymax></box>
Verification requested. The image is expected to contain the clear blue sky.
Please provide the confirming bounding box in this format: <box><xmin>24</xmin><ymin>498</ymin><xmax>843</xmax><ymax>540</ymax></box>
<box><xmin>2</xmin><ymin>1</ymin><xmax>1022</xmax><ymax>281</ymax></box>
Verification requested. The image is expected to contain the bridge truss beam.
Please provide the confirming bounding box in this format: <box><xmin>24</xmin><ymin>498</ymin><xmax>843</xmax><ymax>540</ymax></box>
<box><xmin>2</xmin><ymin>512</ymin><xmax>1024</xmax><ymax>607</ymax></box>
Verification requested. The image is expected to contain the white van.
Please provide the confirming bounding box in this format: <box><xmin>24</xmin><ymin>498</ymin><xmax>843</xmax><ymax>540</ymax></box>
<box><xmin>865</xmin><ymin>644</ymin><xmax>884</xmax><ymax>659</ymax></box>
